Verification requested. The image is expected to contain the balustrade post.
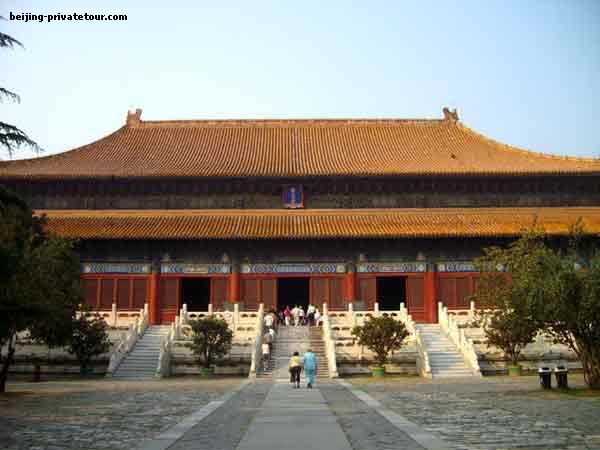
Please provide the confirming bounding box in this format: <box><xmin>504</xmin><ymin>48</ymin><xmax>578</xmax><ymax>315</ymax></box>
<box><xmin>208</xmin><ymin>303</ymin><xmax>213</xmax><ymax>315</ymax></box>
<box><xmin>111</xmin><ymin>303</ymin><xmax>117</xmax><ymax>328</ymax></box>
<box><xmin>322</xmin><ymin>303</ymin><xmax>328</xmax><ymax>316</ymax></box>
<box><xmin>348</xmin><ymin>302</ymin><xmax>353</xmax><ymax>313</ymax></box>
<box><xmin>374</xmin><ymin>302</ymin><xmax>379</xmax><ymax>316</ymax></box>
<box><xmin>234</xmin><ymin>303</ymin><xmax>239</xmax><ymax>329</ymax></box>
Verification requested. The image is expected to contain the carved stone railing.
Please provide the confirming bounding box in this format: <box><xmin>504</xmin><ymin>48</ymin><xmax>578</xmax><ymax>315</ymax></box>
<box><xmin>106</xmin><ymin>303</ymin><xmax>149</xmax><ymax>375</ymax></box>
<box><xmin>321</xmin><ymin>303</ymin><xmax>339</xmax><ymax>378</ymax></box>
<box><xmin>156</xmin><ymin>323</ymin><xmax>176</xmax><ymax>378</ymax></box>
<box><xmin>248</xmin><ymin>303</ymin><xmax>264</xmax><ymax>378</ymax></box>
<box><xmin>438</xmin><ymin>302</ymin><xmax>482</xmax><ymax>376</ymax></box>
<box><xmin>399</xmin><ymin>302</ymin><xmax>432</xmax><ymax>378</ymax></box>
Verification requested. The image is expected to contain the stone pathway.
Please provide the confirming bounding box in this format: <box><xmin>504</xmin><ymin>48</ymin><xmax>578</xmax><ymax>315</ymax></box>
<box><xmin>236</xmin><ymin>381</ymin><xmax>352</xmax><ymax>450</ymax></box>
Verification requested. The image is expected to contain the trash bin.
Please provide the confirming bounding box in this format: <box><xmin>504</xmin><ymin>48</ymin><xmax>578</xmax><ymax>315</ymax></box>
<box><xmin>554</xmin><ymin>366</ymin><xmax>568</xmax><ymax>389</ymax></box>
<box><xmin>538</xmin><ymin>367</ymin><xmax>552</xmax><ymax>389</ymax></box>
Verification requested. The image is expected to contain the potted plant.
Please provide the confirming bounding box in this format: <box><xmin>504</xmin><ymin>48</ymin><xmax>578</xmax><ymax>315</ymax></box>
<box><xmin>352</xmin><ymin>316</ymin><xmax>409</xmax><ymax>377</ymax></box>
<box><xmin>188</xmin><ymin>317</ymin><xmax>232</xmax><ymax>377</ymax></box>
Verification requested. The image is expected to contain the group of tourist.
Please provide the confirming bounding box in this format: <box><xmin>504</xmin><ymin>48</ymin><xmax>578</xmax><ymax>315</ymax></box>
<box><xmin>279</xmin><ymin>304</ymin><xmax>323</xmax><ymax>327</ymax></box>
<box><xmin>288</xmin><ymin>349</ymin><xmax>317</xmax><ymax>388</ymax></box>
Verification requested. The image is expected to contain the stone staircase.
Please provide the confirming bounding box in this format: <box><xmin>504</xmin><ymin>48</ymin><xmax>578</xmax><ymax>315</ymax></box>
<box><xmin>111</xmin><ymin>325</ymin><xmax>171</xmax><ymax>380</ymax></box>
<box><xmin>258</xmin><ymin>326</ymin><xmax>330</xmax><ymax>382</ymax></box>
<box><xmin>417</xmin><ymin>324</ymin><xmax>475</xmax><ymax>378</ymax></box>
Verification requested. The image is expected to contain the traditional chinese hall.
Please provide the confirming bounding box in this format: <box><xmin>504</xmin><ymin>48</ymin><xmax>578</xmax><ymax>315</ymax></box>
<box><xmin>2</xmin><ymin>108</ymin><xmax>599</xmax><ymax>324</ymax></box>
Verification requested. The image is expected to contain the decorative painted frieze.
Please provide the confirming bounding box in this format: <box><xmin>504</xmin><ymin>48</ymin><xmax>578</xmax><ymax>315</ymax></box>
<box><xmin>436</xmin><ymin>262</ymin><xmax>476</xmax><ymax>272</ymax></box>
<box><xmin>241</xmin><ymin>263</ymin><xmax>346</xmax><ymax>274</ymax></box>
<box><xmin>356</xmin><ymin>262</ymin><xmax>427</xmax><ymax>273</ymax></box>
<box><xmin>81</xmin><ymin>262</ymin><xmax>151</xmax><ymax>274</ymax></box>
<box><xmin>160</xmin><ymin>263</ymin><xmax>231</xmax><ymax>274</ymax></box>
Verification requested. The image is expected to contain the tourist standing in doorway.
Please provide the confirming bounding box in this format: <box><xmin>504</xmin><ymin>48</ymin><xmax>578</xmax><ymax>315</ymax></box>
<box><xmin>303</xmin><ymin>349</ymin><xmax>317</xmax><ymax>388</ymax></box>
<box><xmin>289</xmin><ymin>351</ymin><xmax>302</xmax><ymax>388</ymax></box>
<box><xmin>284</xmin><ymin>306</ymin><xmax>291</xmax><ymax>326</ymax></box>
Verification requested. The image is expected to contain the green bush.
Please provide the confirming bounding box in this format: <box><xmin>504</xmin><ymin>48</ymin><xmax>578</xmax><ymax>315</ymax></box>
<box><xmin>352</xmin><ymin>316</ymin><xmax>409</xmax><ymax>367</ymax></box>
<box><xmin>187</xmin><ymin>317</ymin><xmax>233</xmax><ymax>369</ymax></box>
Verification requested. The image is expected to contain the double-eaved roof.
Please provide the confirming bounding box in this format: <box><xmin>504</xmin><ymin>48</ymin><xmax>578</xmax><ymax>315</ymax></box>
<box><xmin>39</xmin><ymin>207</ymin><xmax>600</xmax><ymax>240</ymax></box>
<box><xmin>1</xmin><ymin>109</ymin><xmax>599</xmax><ymax>179</ymax></box>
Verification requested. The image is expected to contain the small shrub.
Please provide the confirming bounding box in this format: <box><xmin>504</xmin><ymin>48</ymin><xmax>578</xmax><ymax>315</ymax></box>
<box><xmin>352</xmin><ymin>316</ymin><xmax>410</xmax><ymax>367</ymax></box>
<box><xmin>187</xmin><ymin>317</ymin><xmax>233</xmax><ymax>369</ymax></box>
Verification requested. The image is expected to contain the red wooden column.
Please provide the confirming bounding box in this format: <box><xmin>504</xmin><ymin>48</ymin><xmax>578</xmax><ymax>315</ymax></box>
<box><xmin>148</xmin><ymin>270</ymin><xmax>160</xmax><ymax>325</ymax></box>
<box><xmin>229</xmin><ymin>264</ymin><xmax>240</xmax><ymax>304</ymax></box>
<box><xmin>344</xmin><ymin>264</ymin><xmax>356</xmax><ymax>302</ymax></box>
<box><xmin>423</xmin><ymin>264</ymin><xmax>437</xmax><ymax>323</ymax></box>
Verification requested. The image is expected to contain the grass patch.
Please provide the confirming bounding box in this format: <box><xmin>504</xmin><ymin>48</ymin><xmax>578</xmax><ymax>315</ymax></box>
<box><xmin>553</xmin><ymin>388</ymin><xmax>600</xmax><ymax>397</ymax></box>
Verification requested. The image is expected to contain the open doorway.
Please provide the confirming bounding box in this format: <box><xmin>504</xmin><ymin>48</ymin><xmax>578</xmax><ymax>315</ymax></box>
<box><xmin>376</xmin><ymin>276</ymin><xmax>406</xmax><ymax>310</ymax></box>
<box><xmin>277</xmin><ymin>277</ymin><xmax>309</xmax><ymax>311</ymax></box>
<box><xmin>180</xmin><ymin>277</ymin><xmax>211</xmax><ymax>311</ymax></box>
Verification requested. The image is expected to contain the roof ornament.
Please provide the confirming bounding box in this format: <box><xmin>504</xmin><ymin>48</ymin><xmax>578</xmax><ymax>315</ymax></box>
<box><xmin>442</xmin><ymin>107</ymin><xmax>459</xmax><ymax>122</ymax></box>
<box><xmin>126</xmin><ymin>108</ymin><xmax>143</xmax><ymax>127</ymax></box>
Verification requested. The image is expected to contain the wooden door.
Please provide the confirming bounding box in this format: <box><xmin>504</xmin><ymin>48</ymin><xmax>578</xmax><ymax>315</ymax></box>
<box><xmin>406</xmin><ymin>276</ymin><xmax>425</xmax><ymax>322</ymax></box>
<box><xmin>159</xmin><ymin>278</ymin><xmax>179</xmax><ymax>323</ymax></box>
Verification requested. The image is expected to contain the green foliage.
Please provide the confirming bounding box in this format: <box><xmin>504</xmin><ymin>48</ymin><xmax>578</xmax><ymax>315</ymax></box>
<box><xmin>0</xmin><ymin>187</ymin><xmax>81</xmax><ymax>391</ymax></box>
<box><xmin>68</xmin><ymin>313</ymin><xmax>110</xmax><ymax>374</ymax></box>
<box><xmin>1</xmin><ymin>16</ymin><xmax>40</xmax><ymax>156</ymax></box>
<box><xmin>472</xmin><ymin>224</ymin><xmax>600</xmax><ymax>388</ymax></box>
<box><xmin>480</xmin><ymin>309</ymin><xmax>538</xmax><ymax>365</ymax></box>
<box><xmin>187</xmin><ymin>317</ymin><xmax>233</xmax><ymax>369</ymax></box>
<box><xmin>352</xmin><ymin>316</ymin><xmax>409</xmax><ymax>366</ymax></box>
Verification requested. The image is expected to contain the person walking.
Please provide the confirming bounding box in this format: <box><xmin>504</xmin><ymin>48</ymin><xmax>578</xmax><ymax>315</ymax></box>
<box><xmin>298</xmin><ymin>305</ymin><xmax>306</xmax><ymax>326</ymax></box>
<box><xmin>314</xmin><ymin>308</ymin><xmax>322</xmax><ymax>326</ymax></box>
<box><xmin>284</xmin><ymin>306</ymin><xmax>291</xmax><ymax>326</ymax></box>
<box><xmin>303</xmin><ymin>349</ymin><xmax>317</xmax><ymax>388</ymax></box>
<box><xmin>307</xmin><ymin>303</ymin><xmax>316</xmax><ymax>326</ymax></box>
<box><xmin>264</xmin><ymin>311</ymin><xmax>274</xmax><ymax>330</ymax></box>
<box><xmin>292</xmin><ymin>305</ymin><xmax>300</xmax><ymax>327</ymax></box>
<box><xmin>261</xmin><ymin>342</ymin><xmax>270</xmax><ymax>372</ymax></box>
<box><xmin>289</xmin><ymin>351</ymin><xmax>302</xmax><ymax>388</ymax></box>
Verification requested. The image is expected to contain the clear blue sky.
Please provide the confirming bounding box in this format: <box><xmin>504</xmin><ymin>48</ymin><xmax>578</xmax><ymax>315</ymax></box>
<box><xmin>2</xmin><ymin>0</ymin><xmax>599</xmax><ymax>160</ymax></box>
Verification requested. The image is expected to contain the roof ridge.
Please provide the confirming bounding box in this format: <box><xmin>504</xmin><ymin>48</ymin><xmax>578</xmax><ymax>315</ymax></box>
<box><xmin>134</xmin><ymin>117</ymin><xmax>447</xmax><ymax>129</ymax></box>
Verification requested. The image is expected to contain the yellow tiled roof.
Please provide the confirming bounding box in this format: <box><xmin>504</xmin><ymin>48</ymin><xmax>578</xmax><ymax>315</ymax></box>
<box><xmin>38</xmin><ymin>207</ymin><xmax>600</xmax><ymax>240</ymax></box>
<box><xmin>2</xmin><ymin>111</ymin><xmax>599</xmax><ymax>178</ymax></box>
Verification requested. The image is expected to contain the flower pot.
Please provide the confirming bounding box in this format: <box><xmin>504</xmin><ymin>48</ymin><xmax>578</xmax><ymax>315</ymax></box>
<box><xmin>200</xmin><ymin>367</ymin><xmax>214</xmax><ymax>378</ymax></box>
<box><xmin>372</xmin><ymin>366</ymin><xmax>386</xmax><ymax>377</ymax></box>
<box><xmin>507</xmin><ymin>364</ymin><xmax>522</xmax><ymax>376</ymax></box>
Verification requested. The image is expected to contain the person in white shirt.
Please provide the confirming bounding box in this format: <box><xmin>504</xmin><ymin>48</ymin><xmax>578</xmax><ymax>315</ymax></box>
<box><xmin>261</xmin><ymin>342</ymin><xmax>270</xmax><ymax>371</ymax></box>
<box><xmin>314</xmin><ymin>308</ymin><xmax>322</xmax><ymax>326</ymax></box>
<box><xmin>298</xmin><ymin>306</ymin><xmax>306</xmax><ymax>326</ymax></box>
<box><xmin>307</xmin><ymin>304</ymin><xmax>316</xmax><ymax>326</ymax></box>
<box><xmin>292</xmin><ymin>306</ymin><xmax>300</xmax><ymax>327</ymax></box>
<box><xmin>264</xmin><ymin>313</ymin><xmax>274</xmax><ymax>329</ymax></box>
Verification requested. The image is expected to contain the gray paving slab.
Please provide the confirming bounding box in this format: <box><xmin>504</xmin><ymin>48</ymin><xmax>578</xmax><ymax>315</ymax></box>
<box><xmin>235</xmin><ymin>383</ymin><xmax>353</xmax><ymax>450</ymax></box>
<box><xmin>338</xmin><ymin>380</ymin><xmax>452</xmax><ymax>450</ymax></box>
<box><xmin>137</xmin><ymin>380</ymin><xmax>249</xmax><ymax>450</ymax></box>
<box><xmin>166</xmin><ymin>381</ymin><xmax>271</xmax><ymax>450</ymax></box>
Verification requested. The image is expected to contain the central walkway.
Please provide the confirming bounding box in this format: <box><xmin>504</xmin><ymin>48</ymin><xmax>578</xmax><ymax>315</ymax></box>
<box><xmin>156</xmin><ymin>380</ymin><xmax>434</xmax><ymax>450</ymax></box>
<box><xmin>236</xmin><ymin>382</ymin><xmax>352</xmax><ymax>450</ymax></box>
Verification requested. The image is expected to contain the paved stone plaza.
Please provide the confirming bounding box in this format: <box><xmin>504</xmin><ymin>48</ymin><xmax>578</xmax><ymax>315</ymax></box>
<box><xmin>1</xmin><ymin>375</ymin><xmax>599</xmax><ymax>450</ymax></box>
